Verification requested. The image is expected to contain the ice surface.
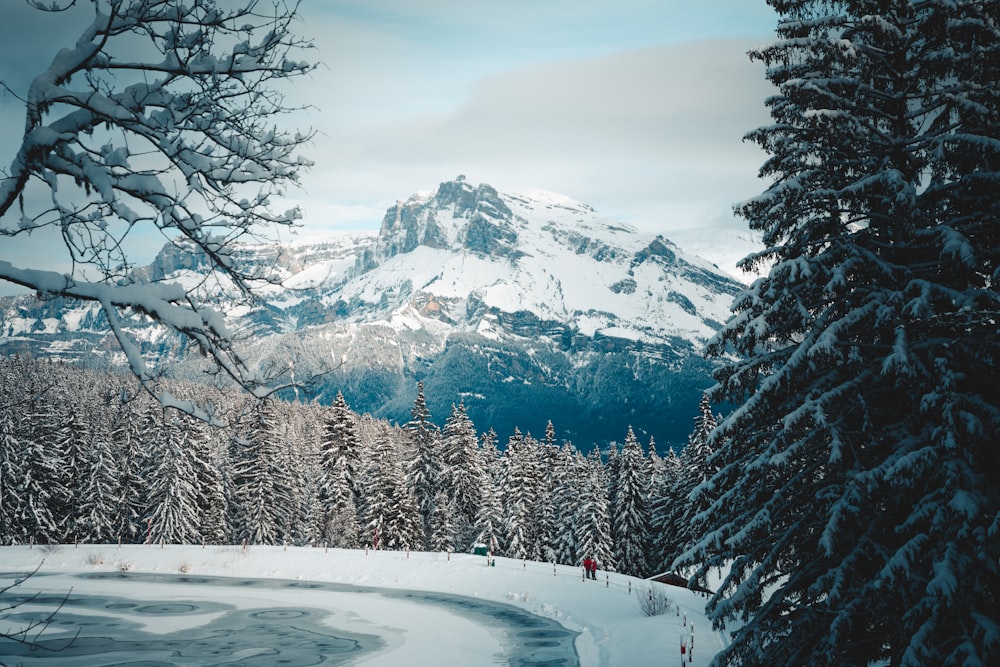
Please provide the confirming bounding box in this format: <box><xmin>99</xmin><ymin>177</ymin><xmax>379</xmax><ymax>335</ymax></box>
<box><xmin>0</xmin><ymin>544</ymin><xmax>725</xmax><ymax>666</ymax></box>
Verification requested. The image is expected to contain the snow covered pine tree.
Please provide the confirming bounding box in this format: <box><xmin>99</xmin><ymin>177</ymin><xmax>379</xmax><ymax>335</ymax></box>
<box><xmin>439</xmin><ymin>401</ymin><xmax>483</xmax><ymax>549</ymax></box>
<box><xmin>317</xmin><ymin>392</ymin><xmax>362</xmax><ymax>548</ymax></box>
<box><xmin>0</xmin><ymin>1</ymin><xmax>314</xmax><ymax>415</ymax></box>
<box><xmin>404</xmin><ymin>382</ymin><xmax>440</xmax><ymax>549</ymax></box>
<box><xmin>678</xmin><ymin>2</ymin><xmax>999</xmax><ymax>666</ymax></box>
<box><xmin>612</xmin><ymin>426</ymin><xmax>651</xmax><ymax>577</ymax></box>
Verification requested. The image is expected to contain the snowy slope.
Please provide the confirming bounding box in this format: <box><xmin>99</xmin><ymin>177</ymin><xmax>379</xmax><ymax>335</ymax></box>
<box><xmin>0</xmin><ymin>178</ymin><xmax>742</xmax><ymax>352</ymax></box>
<box><xmin>0</xmin><ymin>544</ymin><xmax>724</xmax><ymax>666</ymax></box>
<box><xmin>321</xmin><ymin>181</ymin><xmax>738</xmax><ymax>346</ymax></box>
<box><xmin>667</xmin><ymin>226</ymin><xmax>767</xmax><ymax>284</ymax></box>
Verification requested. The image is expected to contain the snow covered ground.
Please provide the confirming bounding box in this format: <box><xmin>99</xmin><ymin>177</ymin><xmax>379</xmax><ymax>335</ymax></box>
<box><xmin>0</xmin><ymin>544</ymin><xmax>724</xmax><ymax>666</ymax></box>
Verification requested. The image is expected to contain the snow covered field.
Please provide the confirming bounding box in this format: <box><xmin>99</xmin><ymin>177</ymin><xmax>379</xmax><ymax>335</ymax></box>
<box><xmin>0</xmin><ymin>544</ymin><xmax>723</xmax><ymax>666</ymax></box>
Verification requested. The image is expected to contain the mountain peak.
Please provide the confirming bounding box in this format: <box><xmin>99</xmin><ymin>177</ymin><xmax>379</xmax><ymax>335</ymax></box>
<box><xmin>0</xmin><ymin>177</ymin><xmax>745</xmax><ymax>448</ymax></box>
<box><xmin>372</xmin><ymin>178</ymin><xmax>520</xmax><ymax>265</ymax></box>
<box><xmin>434</xmin><ymin>177</ymin><xmax>509</xmax><ymax>217</ymax></box>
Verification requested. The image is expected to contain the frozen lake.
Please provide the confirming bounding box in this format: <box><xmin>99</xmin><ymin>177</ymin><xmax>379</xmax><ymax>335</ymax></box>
<box><xmin>0</xmin><ymin>571</ymin><xmax>579</xmax><ymax>666</ymax></box>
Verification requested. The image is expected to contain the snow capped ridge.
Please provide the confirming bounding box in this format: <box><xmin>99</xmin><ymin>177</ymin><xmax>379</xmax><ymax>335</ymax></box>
<box><xmin>367</xmin><ymin>178</ymin><xmax>519</xmax><ymax>267</ymax></box>
<box><xmin>148</xmin><ymin>231</ymin><xmax>378</xmax><ymax>290</ymax></box>
<box><xmin>0</xmin><ymin>176</ymin><xmax>743</xmax><ymax>448</ymax></box>
<box><xmin>339</xmin><ymin>176</ymin><xmax>741</xmax><ymax>348</ymax></box>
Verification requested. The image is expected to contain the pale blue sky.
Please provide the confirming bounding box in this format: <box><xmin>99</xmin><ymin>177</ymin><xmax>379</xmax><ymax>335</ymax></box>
<box><xmin>288</xmin><ymin>0</ymin><xmax>777</xmax><ymax>234</ymax></box>
<box><xmin>0</xmin><ymin>1</ymin><xmax>777</xmax><ymax>294</ymax></box>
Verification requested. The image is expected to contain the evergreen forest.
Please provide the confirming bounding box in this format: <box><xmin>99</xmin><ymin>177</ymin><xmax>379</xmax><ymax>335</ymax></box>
<box><xmin>0</xmin><ymin>355</ymin><xmax>718</xmax><ymax>580</ymax></box>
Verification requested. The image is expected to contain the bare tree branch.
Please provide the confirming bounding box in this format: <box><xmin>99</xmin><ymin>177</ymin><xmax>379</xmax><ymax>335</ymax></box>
<box><xmin>0</xmin><ymin>560</ymin><xmax>80</xmax><ymax>653</ymax></box>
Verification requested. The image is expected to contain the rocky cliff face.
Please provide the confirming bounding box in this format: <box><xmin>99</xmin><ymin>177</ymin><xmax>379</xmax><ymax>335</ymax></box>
<box><xmin>0</xmin><ymin>178</ymin><xmax>743</xmax><ymax>449</ymax></box>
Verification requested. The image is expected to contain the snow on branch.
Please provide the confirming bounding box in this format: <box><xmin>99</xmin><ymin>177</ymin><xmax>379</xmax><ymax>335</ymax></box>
<box><xmin>1</xmin><ymin>0</ymin><xmax>315</xmax><ymax>416</ymax></box>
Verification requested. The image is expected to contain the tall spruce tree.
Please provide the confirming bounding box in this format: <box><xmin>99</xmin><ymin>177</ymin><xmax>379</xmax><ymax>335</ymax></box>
<box><xmin>73</xmin><ymin>413</ymin><xmax>121</xmax><ymax>543</ymax></box>
<box><xmin>612</xmin><ymin>426</ymin><xmax>651</xmax><ymax>577</ymax></box>
<box><xmin>360</xmin><ymin>429</ymin><xmax>393</xmax><ymax>549</ymax></box>
<box><xmin>144</xmin><ymin>415</ymin><xmax>201</xmax><ymax>545</ymax></box>
<box><xmin>503</xmin><ymin>430</ymin><xmax>542</xmax><ymax>561</ymax></box>
<box><xmin>317</xmin><ymin>392</ymin><xmax>362</xmax><ymax>548</ymax></box>
<box><xmin>473</xmin><ymin>429</ymin><xmax>505</xmax><ymax>554</ymax></box>
<box><xmin>50</xmin><ymin>408</ymin><xmax>89</xmax><ymax>542</ymax></box>
<box><xmin>681</xmin><ymin>3</ymin><xmax>1000</xmax><ymax>666</ymax></box>
<box><xmin>686</xmin><ymin>392</ymin><xmax>717</xmax><ymax>473</ymax></box>
<box><xmin>576</xmin><ymin>447</ymin><xmax>615</xmax><ymax>572</ymax></box>
<box><xmin>113</xmin><ymin>403</ymin><xmax>151</xmax><ymax>544</ymax></box>
<box><xmin>403</xmin><ymin>382</ymin><xmax>440</xmax><ymax>548</ymax></box>
<box><xmin>365</xmin><ymin>428</ymin><xmax>422</xmax><ymax>551</ymax></box>
<box><xmin>439</xmin><ymin>401</ymin><xmax>481</xmax><ymax>549</ymax></box>
<box><xmin>648</xmin><ymin>446</ymin><xmax>683</xmax><ymax>574</ymax></box>
<box><xmin>231</xmin><ymin>402</ymin><xmax>296</xmax><ymax>545</ymax></box>
<box><xmin>187</xmin><ymin>418</ymin><xmax>229</xmax><ymax>545</ymax></box>
<box><xmin>381</xmin><ymin>472</ymin><xmax>423</xmax><ymax>552</ymax></box>
<box><xmin>536</xmin><ymin>431</ymin><xmax>560</xmax><ymax>564</ymax></box>
<box><xmin>13</xmin><ymin>403</ymin><xmax>65</xmax><ymax>544</ymax></box>
<box><xmin>551</xmin><ymin>444</ymin><xmax>581</xmax><ymax>566</ymax></box>
<box><xmin>668</xmin><ymin>392</ymin><xmax>720</xmax><ymax>563</ymax></box>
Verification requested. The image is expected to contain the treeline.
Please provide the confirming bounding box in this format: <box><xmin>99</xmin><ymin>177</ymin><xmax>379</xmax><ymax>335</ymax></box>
<box><xmin>0</xmin><ymin>356</ymin><xmax>719</xmax><ymax>578</ymax></box>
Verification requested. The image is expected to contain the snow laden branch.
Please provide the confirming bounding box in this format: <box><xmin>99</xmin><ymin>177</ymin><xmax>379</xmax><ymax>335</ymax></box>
<box><xmin>685</xmin><ymin>2</ymin><xmax>1000</xmax><ymax>666</ymax></box>
<box><xmin>0</xmin><ymin>0</ymin><xmax>315</xmax><ymax>413</ymax></box>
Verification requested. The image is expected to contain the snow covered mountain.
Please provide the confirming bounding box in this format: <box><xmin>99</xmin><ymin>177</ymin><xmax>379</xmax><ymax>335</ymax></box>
<box><xmin>667</xmin><ymin>226</ymin><xmax>767</xmax><ymax>284</ymax></box>
<box><xmin>0</xmin><ymin>178</ymin><xmax>743</xmax><ymax>448</ymax></box>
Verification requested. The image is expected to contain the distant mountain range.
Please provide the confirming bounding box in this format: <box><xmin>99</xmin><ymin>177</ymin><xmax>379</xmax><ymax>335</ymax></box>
<box><xmin>0</xmin><ymin>177</ymin><xmax>746</xmax><ymax>450</ymax></box>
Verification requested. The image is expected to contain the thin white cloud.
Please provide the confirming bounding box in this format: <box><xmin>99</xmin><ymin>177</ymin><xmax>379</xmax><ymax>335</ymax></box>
<box><xmin>297</xmin><ymin>38</ymin><xmax>775</xmax><ymax>234</ymax></box>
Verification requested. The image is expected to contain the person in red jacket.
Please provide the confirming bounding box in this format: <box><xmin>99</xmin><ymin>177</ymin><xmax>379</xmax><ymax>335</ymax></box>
<box><xmin>582</xmin><ymin>556</ymin><xmax>597</xmax><ymax>580</ymax></box>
